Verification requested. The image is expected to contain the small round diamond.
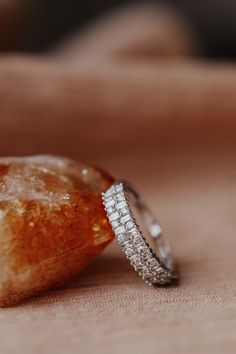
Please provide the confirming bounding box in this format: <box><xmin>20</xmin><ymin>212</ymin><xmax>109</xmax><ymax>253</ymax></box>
<box><xmin>146</xmin><ymin>258</ymin><xmax>157</xmax><ymax>268</ymax></box>
<box><xmin>126</xmin><ymin>221</ymin><xmax>134</xmax><ymax>230</ymax></box>
<box><xmin>117</xmin><ymin>234</ymin><xmax>126</xmax><ymax>245</ymax></box>
<box><xmin>131</xmin><ymin>234</ymin><xmax>141</xmax><ymax>244</ymax></box>
<box><xmin>120</xmin><ymin>214</ymin><xmax>131</xmax><ymax>224</ymax></box>
<box><xmin>130</xmin><ymin>255</ymin><xmax>142</xmax><ymax>267</ymax></box>
<box><xmin>121</xmin><ymin>207</ymin><xmax>128</xmax><ymax>215</ymax></box>
<box><xmin>141</xmin><ymin>267</ymin><xmax>151</xmax><ymax>278</ymax></box>
<box><xmin>124</xmin><ymin>247</ymin><xmax>134</xmax><ymax>257</ymax></box>
<box><xmin>137</xmin><ymin>245</ymin><xmax>145</xmax><ymax>254</ymax></box>
<box><xmin>107</xmin><ymin>207</ymin><xmax>114</xmax><ymax>214</ymax></box>
<box><xmin>115</xmin><ymin>184</ymin><xmax>123</xmax><ymax>192</ymax></box>
<box><xmin>117</xmin><ymin>194</ymin><xmax>125</xmax><ymax>202</ymax></box>
<box><xmin>114</xmin><ymin>225</ymin><xmax>125</xmax><ymax>236</ymax></box>
<box><xmin>152</xmin><ymin>266</ymin><xmax>163</xmax><ymax>275</ymax></box>
<box><xmin>111</xmin><ymin>220</ymin><xmax>119</xmax><ymax>228</ymax></box>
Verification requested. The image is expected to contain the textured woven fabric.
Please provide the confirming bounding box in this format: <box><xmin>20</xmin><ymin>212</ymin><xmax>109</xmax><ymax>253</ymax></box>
<box><xmin>0</xmin><ymin>151</ymin><xmax>236</xmax><ymax>354</ymax></box>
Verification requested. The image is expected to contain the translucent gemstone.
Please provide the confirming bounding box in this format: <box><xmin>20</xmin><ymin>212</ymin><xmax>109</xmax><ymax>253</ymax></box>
<box><xmin>0</xmin><ymin>155</ymin><xmax>114</xmax><ymax>306</ymax></box>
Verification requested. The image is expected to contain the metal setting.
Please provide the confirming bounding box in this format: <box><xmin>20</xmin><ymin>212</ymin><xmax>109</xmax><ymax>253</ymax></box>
<box><xmin>102</xmin><ymin>181</ymin><xmax>178</xmax><ymax>285</ymax></box>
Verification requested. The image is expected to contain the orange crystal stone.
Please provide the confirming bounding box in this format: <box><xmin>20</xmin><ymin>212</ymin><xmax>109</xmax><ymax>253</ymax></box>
<box><xmin>0</xmin><ymin>155</ymin><xmax>114</xmax><ymax>306</ymax></box>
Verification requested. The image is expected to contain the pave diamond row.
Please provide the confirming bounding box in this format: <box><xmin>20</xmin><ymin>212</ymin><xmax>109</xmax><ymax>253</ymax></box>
<box><xmin>102</xmin><ymin>182</ymin><xmax>175</xmax><ymax>285</ymax></box>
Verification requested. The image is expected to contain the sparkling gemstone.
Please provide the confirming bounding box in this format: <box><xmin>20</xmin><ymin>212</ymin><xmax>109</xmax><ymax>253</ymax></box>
<box><xmin>121</xmin><ymin>207</ymin><xmax>129</xmax><ymax>215</ymax></box>
<box><xmin>153</xmin><ymin>266</ymin><xmax>163</xmax><ymax>275</ymax></box>
<box><xmin>116</xmin><ymin>200</ymin><xmax>126</xmax><ymax>210</ymax></box>
<box><xmin>115</xmin><ymin>184</ymin><xmax>123</xmax><ymax>192</ymax></box>
<box><xmin>114</xmin><ymin>225</ymin><xmax>125</xmax><ymax>236</ymax></box>
<box><xmin>137</xmin><ymin>245</ymin><xmax>150</xmax><ymax>257</ymax></box>
<box><xmin>126</xmin><ymin>221</ymin><xmax>134</xmax><ymax>230</ymax></box>
<box><xmin>124</xmin><ymin>247</ymin><xmax>134</xmax><ymax>257</ymax></box>
<box><xmin>120</xmin><ymin>214</ymin><xmax>131</xmax><ymax>224</ymax></box>
<box><xmin>107</xmin><ymin>207</ymin><xmax>114</xmax><ymax>214</ymax></box>
<box><xmin>116</xmin><ymin>194</ymin><xmax>125</xmax><ymax>202</ymax></box>
<box><xmin>117</xmin><ymin>234</ymin><xmax>126</xmax><ymax>244</ymax></box>
<box><xmin>130</xmin><ymin>255</ymin><xmax>142</xmax><ymax>267</ymax></box>
<box><xmin>131</xmin><ymin>234</ymin><xmax>141</xmax><ymax>244</ymax></box>
<box><xmin>146</xmin><ymin>258</ymin><xmax>157</xmax><ymax>268</ymax></box>
<box><xmin>141</xmin><ymin>267</ymin><xmax>151</xmax><ymax>278</ymax></box>
<box><xmin>111</xmin><ymin>220</ymin><xmax>119</xmax><ymax>228</ymax></box>
<box><xmin>109</xmin><ymin>211</ymin><xmax>119</xmax><ymax>221</ymax></box>
<box><xmin>104</xmin><ymin>196</ymin><xmax>113</xmax><ymax>203</ymax></box>
<box><xmin>0</xmin><ymin>155</ymin><xmax>114</xmax><ymax>307</ymax></box>
<box><xmin>105</xmin><ymin>199</ymin><xmax>115</xmax><ymax>208</ymax></box>
<box><xmin>104</xmin><ymin>187</ymin><xmax>115</xmax><ymax>198</ymax></box>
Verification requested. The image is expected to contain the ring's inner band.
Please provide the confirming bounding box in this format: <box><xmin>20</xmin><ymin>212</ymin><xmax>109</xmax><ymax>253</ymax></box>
<box><xmin>124</xmin><ymin>182</ymin><xmax>174</xmax><ymax>271</ymax></box>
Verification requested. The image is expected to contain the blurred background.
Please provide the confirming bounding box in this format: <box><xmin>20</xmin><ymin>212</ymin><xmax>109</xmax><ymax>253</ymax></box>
<box><xmin>1</xmin><ymin>0</ymin><xmax>236</xmax><ymax>57</ymax></box>
<box><xmin>0</xmin><ymin>0</ymin><xmax>236</xmax><ymax>157</ymax></box>
<box><xmin>0</xmin><ymin>0</ymin><xmax>236</xmax><ymax>258</ymax></box>
<box><xmin>1</xmin><ymin>1</ymin><xmax>236</xmax><ymax>353</ymax></box>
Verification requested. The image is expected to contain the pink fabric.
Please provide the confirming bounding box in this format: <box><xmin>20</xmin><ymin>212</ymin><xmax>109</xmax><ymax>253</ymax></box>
<box><xmin>0</xmin><ymin>152</ymin><xmax>236</xmax><ymax>354</ymax></box>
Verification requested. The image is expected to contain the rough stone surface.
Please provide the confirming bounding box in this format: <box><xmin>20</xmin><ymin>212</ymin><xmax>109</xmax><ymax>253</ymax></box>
<box><xmin>0</xmin><ymin>155</ymin><xmax>114</xmax><ymax>306</ymax></box>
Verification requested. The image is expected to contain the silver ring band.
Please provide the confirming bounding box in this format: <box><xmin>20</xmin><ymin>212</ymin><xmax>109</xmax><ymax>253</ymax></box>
<box><xmin>102</xmin><ymin>181</ymin><xmax>178</xmax><ymax>285</ymax></box>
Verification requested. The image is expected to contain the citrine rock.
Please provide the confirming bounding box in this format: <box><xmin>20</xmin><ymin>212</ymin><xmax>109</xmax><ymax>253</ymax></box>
<box><xmin>0</xmin><ymin>155</ymin><xmax>114</xmax><ymax>306</ymax></box>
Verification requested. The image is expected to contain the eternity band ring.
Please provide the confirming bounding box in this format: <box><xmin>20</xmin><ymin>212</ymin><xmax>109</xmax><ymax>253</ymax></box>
<box><xmin>102</xmin><ymin>181</ymin><xmax>178</xmax><ymax>286</ymax></box>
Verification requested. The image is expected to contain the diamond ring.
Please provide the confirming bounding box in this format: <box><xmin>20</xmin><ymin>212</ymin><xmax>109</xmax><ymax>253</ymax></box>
<box><xmin>102</xmin><ymin>181</ymin><xmax>178</xmax><ymax>285</ymax></box>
